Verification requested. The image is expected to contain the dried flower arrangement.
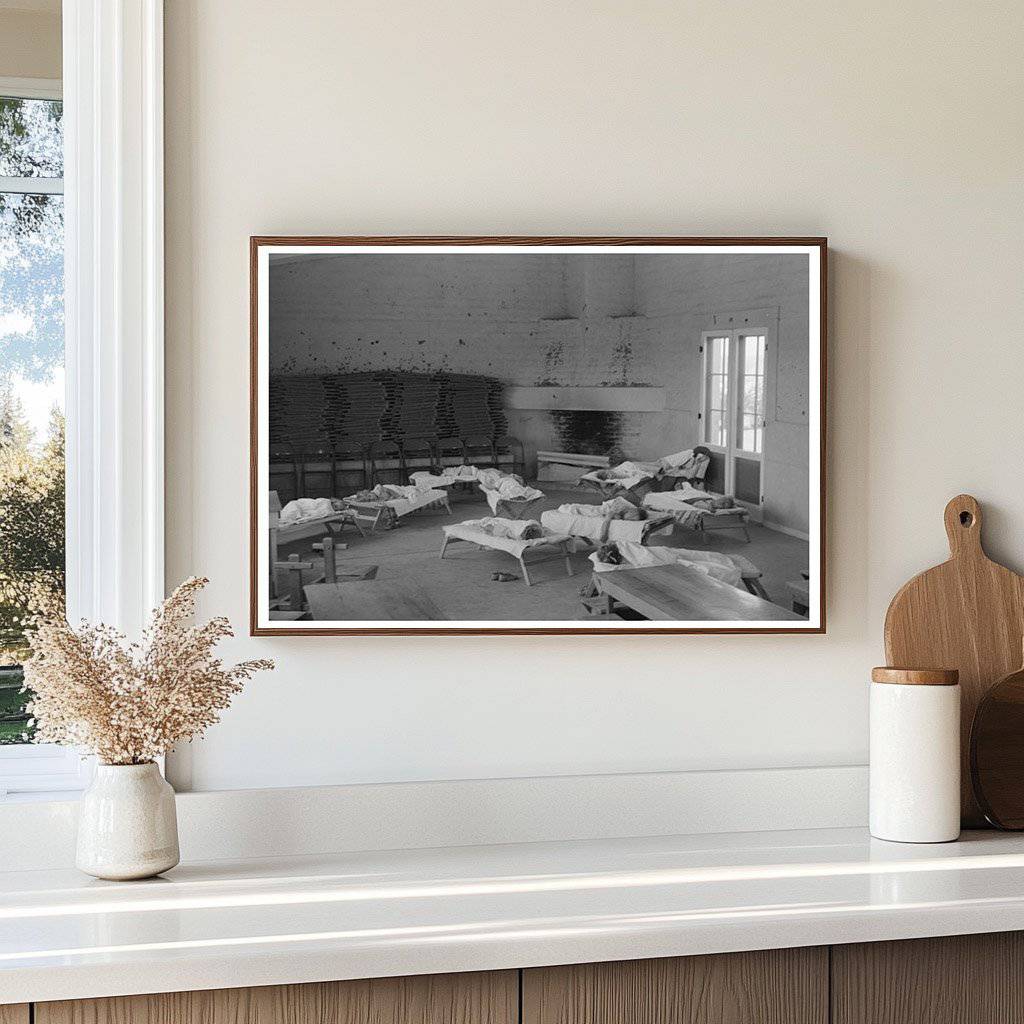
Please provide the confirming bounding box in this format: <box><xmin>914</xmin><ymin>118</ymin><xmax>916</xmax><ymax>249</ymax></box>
<box><xmin>22</xmin><ymin>577</ymin><xmax>273</xmax><ymax>765</ymax></box>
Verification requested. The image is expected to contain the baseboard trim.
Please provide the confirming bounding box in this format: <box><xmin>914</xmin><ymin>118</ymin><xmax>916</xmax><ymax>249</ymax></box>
<box><xmin>0</xmin><ymin>764</ymin><xmax>868</xmax><ymax>871</ymax></box>
<box><xmin>762</xmin><ymin>519</ymin><xmax>811</xmax><ymax>541</ymax></box>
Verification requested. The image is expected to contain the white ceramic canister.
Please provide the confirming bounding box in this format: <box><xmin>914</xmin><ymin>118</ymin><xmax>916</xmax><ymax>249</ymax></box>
<box><xmin>870</xmin><ymin>667</ymin><xmax>961</xmax><ymax>843</ymax></box>
<box><xmin>76</xmin><ymin>762</ymin><xmax>180</xmax><ymax>880</ymax></box>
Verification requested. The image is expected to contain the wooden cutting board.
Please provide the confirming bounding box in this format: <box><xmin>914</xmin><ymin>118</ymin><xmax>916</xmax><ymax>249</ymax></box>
<box><xmin>884</xmin><ymin>494</ymin><xmax>1024</xmax><ymax>826</ymax></box>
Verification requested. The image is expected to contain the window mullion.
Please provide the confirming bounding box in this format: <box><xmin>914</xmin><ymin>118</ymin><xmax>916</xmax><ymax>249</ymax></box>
<box><xmin>0</xmin><ymin>175</ymin><xmax>64</xmax><ymax>195</ymax></box>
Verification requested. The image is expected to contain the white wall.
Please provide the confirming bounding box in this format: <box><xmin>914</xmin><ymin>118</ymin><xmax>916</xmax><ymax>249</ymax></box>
<box><xmin>164</xmin><ymin>0</ymin><xmax>1024</xmax><ymax>792</ymax></box>
<box><xmin>0</xmin><ymin>3</ymin><xmax>61</xmax><ymax>80</ymax></box>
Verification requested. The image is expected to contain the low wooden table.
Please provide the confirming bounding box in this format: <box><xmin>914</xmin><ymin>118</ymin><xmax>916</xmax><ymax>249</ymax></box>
<box><xmin>593</xmin><ymin>564</ymin><xmax>803</xmax><ymax>621</ymax></box>
<box><xmin>787</xmin><ymin>577</ymin><xmax>811</xmax><ymax>615</ymax></box>
<box><xmin>304</xmin><ymin>581</ymin><xmax>446</xmax><ymax>621</ymax></box>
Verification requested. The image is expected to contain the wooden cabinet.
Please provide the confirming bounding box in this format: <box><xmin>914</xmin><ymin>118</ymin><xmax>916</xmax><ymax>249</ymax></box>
<box><xmin>34</xmin><ymin>971</ymin><xmax>517</xmax><ymax>1024</ymax></box>
<box><xmin>522</xmin><ymin>948</ymin><xmax>828</xmax><ymax>1024</ymax></box>
<box><xmin>18</xmin><ymin>932</ymin><xmax>1024</xmax><ymax>1024</ymax></box>
<box><xmin>833</xmin><ymin>932</ymin><xmax>1024</xmax><ymax>1024</ymax></box>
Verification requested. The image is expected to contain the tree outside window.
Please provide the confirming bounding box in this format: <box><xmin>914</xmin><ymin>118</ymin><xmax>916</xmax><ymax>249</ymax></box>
<box><xmin>0</xmin><ymin>93</ymin><xmax>65</xmax><ymax>744</ymax></box>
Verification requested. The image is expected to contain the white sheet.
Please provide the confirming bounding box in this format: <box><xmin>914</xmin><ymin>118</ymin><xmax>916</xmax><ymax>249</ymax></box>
<box><xmin>589</xmin><ymin>541</ymin><xmax>744</xmax><ymax>589</ymax></box>
<box><xmin>345</xmin><ymin>485</ymin><xmax>447</xmax><ymax>517</ymax></box>
<box><xmin>480</xmin><ymin>476</ymin><xmax>544</xmax><ymax>514</ymax></box>
<box><xmin>542</xmin><ymin>510</ymin><xmax>664</xmax><ymax>545</ymax></box>
<box><xmin>460</xmin><ymin>517</ymin><xmax>542</xmax><ymax>540</ymax></box>
<box><xmin>579</xmin><ymin>460</ymin><xmax>660</xmax><ymax>491</ymax></box>
<box><xmin>409</xmin><ymin>471</ymin><xmax>457</xmax><ymax>488</ymax></box>
<box><xmin>279</xmin><ymin>497</ymin><xmax>336</xmax><ymax>525</ymax></box>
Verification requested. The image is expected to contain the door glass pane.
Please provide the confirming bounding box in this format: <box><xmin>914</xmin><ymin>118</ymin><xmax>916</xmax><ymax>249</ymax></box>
<box><xmin>710</xmin><ymin>375</ymin><xmax>724</xmax><ymax>411</ymax></box>
<box><xmin>744</xmin><ymin>340</ymin><xmax>758</xmax><ymax>374</ymax></box>
<box><xmin>743</xmin><ymin>377</ymin><xmax>759</xmax><ymax>415</ymax></box>
<box><xmin>704</xmin><ymin>336</ymin><xmax>729</xmax><ymax>446</ymax></box>
<box><xmin>711</xmin><ymin>336</ymin><xmax>726</xmax><ymax>373</ymax></box>
<box><xmin>736</xmin><ymin>334</ymin><xmax>765</xmax><ymax>454</ymax></box>
<box><xmin>709</xmin><ymin>409</ymin><xmax>723</xmax><ymax>447</ymax></box>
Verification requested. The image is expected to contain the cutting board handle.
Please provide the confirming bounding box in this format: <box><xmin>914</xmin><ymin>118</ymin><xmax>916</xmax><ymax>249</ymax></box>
<box><xmin>944</xmin><ymin>494</ymin><xmax>983</xmax><ymax>559</ymax></box>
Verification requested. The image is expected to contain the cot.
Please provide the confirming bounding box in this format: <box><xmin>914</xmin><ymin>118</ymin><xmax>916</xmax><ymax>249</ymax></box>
<box><xmin>642</xmin><ymin>486</ymin><xmax>751</xmax><ymax>541</ymax></box>
<box><xmin>439</xmin><ymin>522</ymin><xmax>575</xmax><ymax>587</ymax></box>
<box><xmin>472</xmin><ymin>469</ymin><xmax>545</xmax><ymax>519</ymax></box>
<box><xmin>576</xmin><ymin>460</ymin><xmax>662</xmax><ymax>504</ymax></box>
<box><xmin>409</xmin><ymin>465</ymin><xmax>482</xmax><ymax>489</ymax></box>
<box><xmin>540</xmin><ymin>504</ymin><xmax>674</xmax><ymax>547</ymax></box>
<box><xmin>658</xmin><ymin>446</ymin><xmax>712</xmax><ymax>489</ymax></box>
<box><xmin>344</xmin><ymin>484</ymin><xmax>452</xmax><ymax>531</ymax></box>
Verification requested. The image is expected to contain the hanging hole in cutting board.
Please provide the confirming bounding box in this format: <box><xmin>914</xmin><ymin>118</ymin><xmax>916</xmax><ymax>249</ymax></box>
<box><xmin>960</xmin><ymin>510</ymin><xmax>974</xmax><ymax>527</ymax></box>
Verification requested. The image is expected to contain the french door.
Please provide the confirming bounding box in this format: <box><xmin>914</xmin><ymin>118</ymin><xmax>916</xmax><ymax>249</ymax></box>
<box><xmin>700</xmin><ymin>328</ymin><xmax>768</xmax><ymax>511</ymax></box>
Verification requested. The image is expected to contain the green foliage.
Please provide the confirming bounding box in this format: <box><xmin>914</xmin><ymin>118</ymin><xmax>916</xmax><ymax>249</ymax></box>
<box><xmin>0</xmin><ymin>665</ymin><xmax>31</xmax><ymax>744</ymax></box>
<box><xmin>0</xmin><ymin>389</ymin><xmax>65</xmax><ymax>665</ymax></box>
<box><xmin>1</xmin><ymin>95</ymin><xmax>65</xmax><ymax>740</ymax></box>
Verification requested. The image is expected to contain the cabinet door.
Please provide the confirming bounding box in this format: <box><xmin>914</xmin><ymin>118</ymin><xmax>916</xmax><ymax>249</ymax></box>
<box><xmin>523</xmin><ymin>949</ymin><xmax>828</xmax><ymax>1024</ymax></box>
<box><xmin>0</xmin><ymin>1007</ymin><xmax>29</xmax><ymax>1024</ymax></box>
<box><xmin>36</xmin><ymin>971</ymin><xmax>517</xmax><ymax>1024</ymax></box>
<box><xmin>833</xmin><ymin>932</ymin><xmax>1024</xmax><ymax>1024</ymax></box>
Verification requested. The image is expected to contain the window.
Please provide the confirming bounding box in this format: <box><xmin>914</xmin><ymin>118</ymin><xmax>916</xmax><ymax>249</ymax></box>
<box><xmin>0</xmin><ymin>79</ymin><xmax>75</xmax><ymax>795</ymax></box>
<box><xmin>1</xmin><ymin>10</ymin><xmax>166</xmax><ymax>799</ymax></box>
<box><xmin>702</xmin><ymin>335</ymin><xmax>730</xmax><ymax>448</ymax></box>
<box><xmin>738</xmin><ymin>333</ymin><xmax>766</xmax><ymax>454</ymax></box>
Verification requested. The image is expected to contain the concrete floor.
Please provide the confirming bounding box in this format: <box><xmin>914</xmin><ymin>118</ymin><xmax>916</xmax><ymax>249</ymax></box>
<box><xmin>278</xmin><ymin>484</ymin><xmax>810</xmax><ymax>622</ymax></box>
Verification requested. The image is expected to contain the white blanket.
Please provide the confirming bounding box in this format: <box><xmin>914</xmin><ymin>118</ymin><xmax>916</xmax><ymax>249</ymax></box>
<box><xmin>643</xmin><ymin>487</ymin><xmax>747</xmax><ymax>519</ymax></box>
<box><xmin>409</xmin><ymin>471</ymin><xmax>457</xmax><ymax>488</ymax></box>
<box><xmin>480</xmin><ymin>476</ymin><xmax>544</xmax><ymax>514</ymax></box>
<box><xmin>542</xmin><ymin>510</ymin><xmax>609</xmax><ymax>543</ymax></box>
<box><xmin>279</xmin><ymin>497</ymin><xmax>336</xmax><ymax>525</ymax></box>
<box><xmin>346</xmin><ymin>485</ymin><xmax>446</xmax><ymax>517</ymax></box>
<box><xmin>411</xmin><ymin>465</ymin><xmax>487</xmax><ymax>487</ymax></box>
<box><xmin>589</xmin><ymin>541</ymin><xmax>744</xmax><ymax>589</ymax></box>
<box><xmin>658</xmin><ymin>449</ymin><xmax>694</xmax><ymax>469</ymax></box>
<box><xmin>579</xmin><ymin>460</ymin><xmax>660</xmax><ymax>491</ymax></box>
<box><xmin>556</xmin><ymin>497</ymin><xmax>643</xmax><ymax>518</ymax></box>
<box><xmin>459</xmin><ymin>517</ymin><xmax>542</xmax><ymax>540</ymax></box>
<box><xmin>542</xmin><ymin>509</ymin><xmax>671</xmax><ymax>545</ymax></box>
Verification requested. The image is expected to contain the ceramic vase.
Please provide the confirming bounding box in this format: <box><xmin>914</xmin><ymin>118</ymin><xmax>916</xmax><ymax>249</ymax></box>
<box><xmin>76</xmin><ymin>762</ymin><xmax>180</xmax><ymax>880</ymax></box>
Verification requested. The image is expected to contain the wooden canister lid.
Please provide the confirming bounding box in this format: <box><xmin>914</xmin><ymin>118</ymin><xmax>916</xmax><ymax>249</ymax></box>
<box><xmin>871</xmin><ymin>667</ymin><xmax>959</xmax><ymax>686</ymax></box>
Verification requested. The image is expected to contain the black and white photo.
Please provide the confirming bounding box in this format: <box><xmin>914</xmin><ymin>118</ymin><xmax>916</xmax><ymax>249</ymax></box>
<box><xmin>251</xmin><ymin>238</ymin><xmax>825</xmax><ymax>634</ymax></box>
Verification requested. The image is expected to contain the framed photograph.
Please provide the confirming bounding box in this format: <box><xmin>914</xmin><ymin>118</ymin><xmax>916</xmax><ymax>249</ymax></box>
<box><xmin>250</xmin><ymin>237</ymin><xmax>826</xmax><ymax>635</ymax></box>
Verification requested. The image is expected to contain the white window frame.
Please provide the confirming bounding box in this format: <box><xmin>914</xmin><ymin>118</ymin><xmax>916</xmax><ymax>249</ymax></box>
<box><xmin>700</xmin><ymin>332</ymin><xmax>731</xmax><ymax>449</ymax></box>
<box><xmin>0</xmin><ymin>1</ymin><xmax>164</xmax><ymax>800</ymax></box>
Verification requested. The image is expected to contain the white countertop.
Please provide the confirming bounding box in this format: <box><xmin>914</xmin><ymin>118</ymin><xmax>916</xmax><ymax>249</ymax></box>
<box><xmin>4</xmin><ymin>826</ymin><xmax>1024</xmax><ymax>1004</ymax></box>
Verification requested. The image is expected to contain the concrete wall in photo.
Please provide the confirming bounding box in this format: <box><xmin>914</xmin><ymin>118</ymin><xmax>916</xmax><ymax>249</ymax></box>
<box><xmin>268</xmin><ymin>252</ymin><xmax>810</xmax><ymax>529</ymax></box>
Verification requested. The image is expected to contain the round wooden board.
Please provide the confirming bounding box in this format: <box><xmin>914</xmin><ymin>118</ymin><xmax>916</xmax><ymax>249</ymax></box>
<box><xmin>971</xmin><ymin>665</ymin><xmax>1024</xmax><ymax>829</ymax></box>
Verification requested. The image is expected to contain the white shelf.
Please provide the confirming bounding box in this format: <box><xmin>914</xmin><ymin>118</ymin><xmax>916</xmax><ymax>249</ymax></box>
<box><xmin>4</xmin><ymin>826</ymin><xmax>1024</xmax><ymax>1004</ymax></box>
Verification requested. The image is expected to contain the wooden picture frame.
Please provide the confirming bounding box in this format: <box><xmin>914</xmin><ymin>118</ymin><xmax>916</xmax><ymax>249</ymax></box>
<box><xmin>250</xmin><ymin>236</ymin><xmax>827</xmax><ymax>635</ymax></box>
